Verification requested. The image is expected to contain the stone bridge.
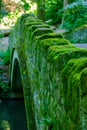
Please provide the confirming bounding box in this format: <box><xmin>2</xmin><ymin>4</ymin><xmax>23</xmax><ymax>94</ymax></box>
<box><xmin>9</xmin><ymin>14</ymin><xmax>87</xmax><ymax>130</ymax></box>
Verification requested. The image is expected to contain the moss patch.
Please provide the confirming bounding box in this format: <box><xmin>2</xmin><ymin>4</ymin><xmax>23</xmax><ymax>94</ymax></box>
<box><xmin>48</xmin><ymin>47</ymin><xmax>87</xmax><ymax>71</ymax></box>
<box><xmin>61</xmin><ymin>58</ymin><xmax>87</xmax><ymax>125</ymax></box>
<box><xmin>40</xmin><ymin>38</ymin><xmax>71</xmax><ymax>47</ymax></box>
<box><xmin>31</xmin><ymin>27</ymin><xmax>53</xmax><ymax>39</ymax></box>
<box><xmin>35</xmin><ymin>33</ymin><xmax>64</xmax><ymax>43</ymax></box>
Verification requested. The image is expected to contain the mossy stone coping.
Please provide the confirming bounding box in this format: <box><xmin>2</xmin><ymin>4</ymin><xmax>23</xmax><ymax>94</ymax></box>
<box><xmin>10</xmin><ymin>13</ymin><xmax>87</xmax><ymax>130</ymax></box>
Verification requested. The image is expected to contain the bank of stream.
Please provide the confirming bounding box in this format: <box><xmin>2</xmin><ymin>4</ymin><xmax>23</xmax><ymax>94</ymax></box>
<box><xmin>0</xmin><ymin>98</ymin><xmax>27</xmax><ymax>130</ymax></box>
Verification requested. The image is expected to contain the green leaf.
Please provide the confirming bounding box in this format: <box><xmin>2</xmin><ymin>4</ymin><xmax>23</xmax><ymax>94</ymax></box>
<box><xmin>24</xmin><ymin>3</ymin><xmax>30</xmax><ymax>11</ymax></box>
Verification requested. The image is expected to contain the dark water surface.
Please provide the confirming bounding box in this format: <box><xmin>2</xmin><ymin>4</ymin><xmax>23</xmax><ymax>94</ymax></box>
<box><xmin>0</xmin><ymin>99</ymin><xmax>27</xmax><ymax>130</ymax></box>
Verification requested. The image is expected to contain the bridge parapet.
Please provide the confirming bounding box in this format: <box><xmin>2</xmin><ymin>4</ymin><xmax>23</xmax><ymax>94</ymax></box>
<box><xmin>10</xmin><ymin>14</ymin><xmax>87</xmax><ymax>130</ymax></box>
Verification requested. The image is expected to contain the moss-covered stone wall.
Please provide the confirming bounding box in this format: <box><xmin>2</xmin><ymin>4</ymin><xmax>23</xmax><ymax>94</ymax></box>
<box><xmin>9</xmin><ymin>14</ymin><xmax>87</xmax><ymax>130</ymax></box>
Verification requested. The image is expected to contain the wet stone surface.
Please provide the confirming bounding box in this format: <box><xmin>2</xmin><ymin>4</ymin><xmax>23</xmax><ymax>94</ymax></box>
<box><xmin>0</xmin><ymin>99</ymin><xmax>27</xmax><ymax>130</ymax></box>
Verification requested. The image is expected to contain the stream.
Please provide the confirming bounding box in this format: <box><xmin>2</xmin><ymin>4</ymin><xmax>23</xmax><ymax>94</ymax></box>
<box><xmin>0</xmin><ymin>99</ymin><xmax>27</xmax><ymax>130</ymax></box>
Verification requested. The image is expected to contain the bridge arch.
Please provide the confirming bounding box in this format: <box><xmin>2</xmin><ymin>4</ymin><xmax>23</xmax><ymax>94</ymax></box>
<box><xmin>10</xmin><ymin>50</ymin><xmax>23</xmax><ymax>95</ymax></box>
<box><xmin>10</xmin><ymin>49</ymin><xmax>37</xmax><ymax>130</ymax></box>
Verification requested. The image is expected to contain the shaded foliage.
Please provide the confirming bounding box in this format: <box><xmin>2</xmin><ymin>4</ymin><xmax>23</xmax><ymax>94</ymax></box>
<box><xmin>60</xmin><ymin>1</ymin><xmax>87</xmax><ymax>31</ymax></box>
<box><xmin>45</xmin><ymin>0</ymin><xmax>63</xmax><ymax>25</ymax></box>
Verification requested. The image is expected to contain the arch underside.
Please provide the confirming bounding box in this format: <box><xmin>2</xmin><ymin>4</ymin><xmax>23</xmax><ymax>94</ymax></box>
<box><xmin>11</xmin><ymin>50</ymin><xmax>23</xmax><ymax>98</ymax></box>
<box><xmin>11</xmin><ymin>50</ymin><xmax>37</xmax><ymax>129</ymax></box>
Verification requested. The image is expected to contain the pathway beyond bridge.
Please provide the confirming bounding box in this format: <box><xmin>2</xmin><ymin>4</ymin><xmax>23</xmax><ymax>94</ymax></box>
<box><xmin>75</xmin><ymin>43</ymin><xmax>87</xmax><ymax>49</ymax></box>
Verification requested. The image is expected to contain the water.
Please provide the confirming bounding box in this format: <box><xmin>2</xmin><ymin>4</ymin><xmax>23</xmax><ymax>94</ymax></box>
<box><xmin>0</xmin><ymin>99</ymin><xmax>27</xmax><ymax>130</ymax></box>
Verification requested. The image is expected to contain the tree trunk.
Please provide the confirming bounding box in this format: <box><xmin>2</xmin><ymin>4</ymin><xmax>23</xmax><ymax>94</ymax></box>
<box><xmin>37</xmin><ymin>0</ymin><xmax>45</xmax><ymax>21</ymax></box>
<box><xmin>0</xmin><ymin>0</ymin><xmax>2</xmax><ymax>19</ymax></box>
<box><xmin>64</xmin><ymin>0</ymin><xmax>67</xmax><ymax>7</ymax></box>
<box><xmin>68</xmin><ymin>0</ymin><xmax>75</xmax><ymax>4</ymax></box>
<box><xmin>64</xmin><ymin>0</ymin><xmax>75</xmax><ymax>7</ymax></box>
<box><xmin>0</xmin><ymin>0</ymin><xmax>2</xmax><ymax>11</ymax></box>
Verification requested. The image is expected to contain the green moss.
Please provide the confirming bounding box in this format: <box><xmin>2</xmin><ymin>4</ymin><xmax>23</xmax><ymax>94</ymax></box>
<box><xmin>25</xmin><ymin>16</ymin><xmax>42</xmax><ymax>23</ymax></box>
<box><xmin>67</xmin><ymin>63</ymin><xmax>87</xmax><ymax>123</ymax></box>
<box><xmin>61</xmin><ymin>58</ymin><xmax>77</xmax><ymax>95</ymax></box>
<box><xmin>40</xmin><ymin>38</ymin><xmax>71</xmax><ymax>47</ymax></box>
<box><xmin>54</xmin><ymin>33</ymin><xmax>64</xmax><ymax>39</ymax></box>
<box><xmin>23</xmin><ymin>23</ymin><xmax>49</xmax><ymax>40</ymax></box>
<box><xmin>62</xmin><ymin>57</ymin><xmax>87</xmax><ymax>98</ymax></box>
<box><xmin>22</xmin><ymin>21</ymin><xmax>44</xmax><ymax>33</ymax></box>
<box><xmin>24</xmin><ymin>21</ymin><xmax>43</xmax><ymax>27</ymax></box>
<box><xmin>61</xmin><ymin>58</ymin><xmax>87</xmax><ymax>125</ymax></box>
<box><xmin>19</xmin><ymin>13</ymin><xmax>33</xmax><ymax>24</ymax></box>
<box><xmin>48</xmin><ymin>47</ymin><xmax>87</xmax><ymax>71</ymax></box>
<box><xmin>21</xmin><ymin>14</ymin><xmax>42</xmax><ymax>26</ymax></box>
<box><xmin>20</xmin><ymin>13</ymin><xmax>35</xmax><ymax>21</ymax></box>
<box><xmin>62</xmin><ymin>57</ymin><xmax>87</xmax><ymax>79</ymax></box>
<box><xmin>27</xmin><ymin>24</ymin><xmax>51</xmax><ymax>35</ymax></box>
<box><xmin>74</xmin><ymin>24</ymin><xmax>87</xmax><ymax>31</ymax></box>
<box><xmin>80</xmin><ymin>68</ymin><xmax>87</xmax><ymax>97</ymax></box>
<box><xmin>80</xmin><ymin>68</ymin><xmax>87</xmax><ymax>128</ymax></box>
<box><xmin>31</xmin><ymin>27</ymin><xmax>53</xmax><ymax>39</ymax></box>
<box><xmin>61</xmin><ymin>58</ymin><xmax>78</xmax><ymax>88</ymax></box>
<box><xmin>48</xmin><ymin>45</ymin><xmax>76</xmax><ymax>60</ymax></box>
<box><xmin>21</xmin><ymin>16</ymin><xmax>43</xmax><ymax>34</ymax></box>
<box><xmin>35</xmin><ymin>33</ymin><xmax>63</xmax><ymax>41</ymax></box>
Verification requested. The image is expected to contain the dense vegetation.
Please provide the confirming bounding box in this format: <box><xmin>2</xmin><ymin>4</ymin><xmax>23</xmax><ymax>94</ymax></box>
<box><xmin>61</xmin><ymin>1</ymin><xmax>87</xmax><ymax>31</ymax></box>
<box><xmin>45</xmin><ymin>0</ymin><xmax>63</xmax><ymax>25</ymax></box>
<box><xmin>1</xmin><ymin>0</ymin><xmax>87</xmax><ymax>30</ymax></box>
